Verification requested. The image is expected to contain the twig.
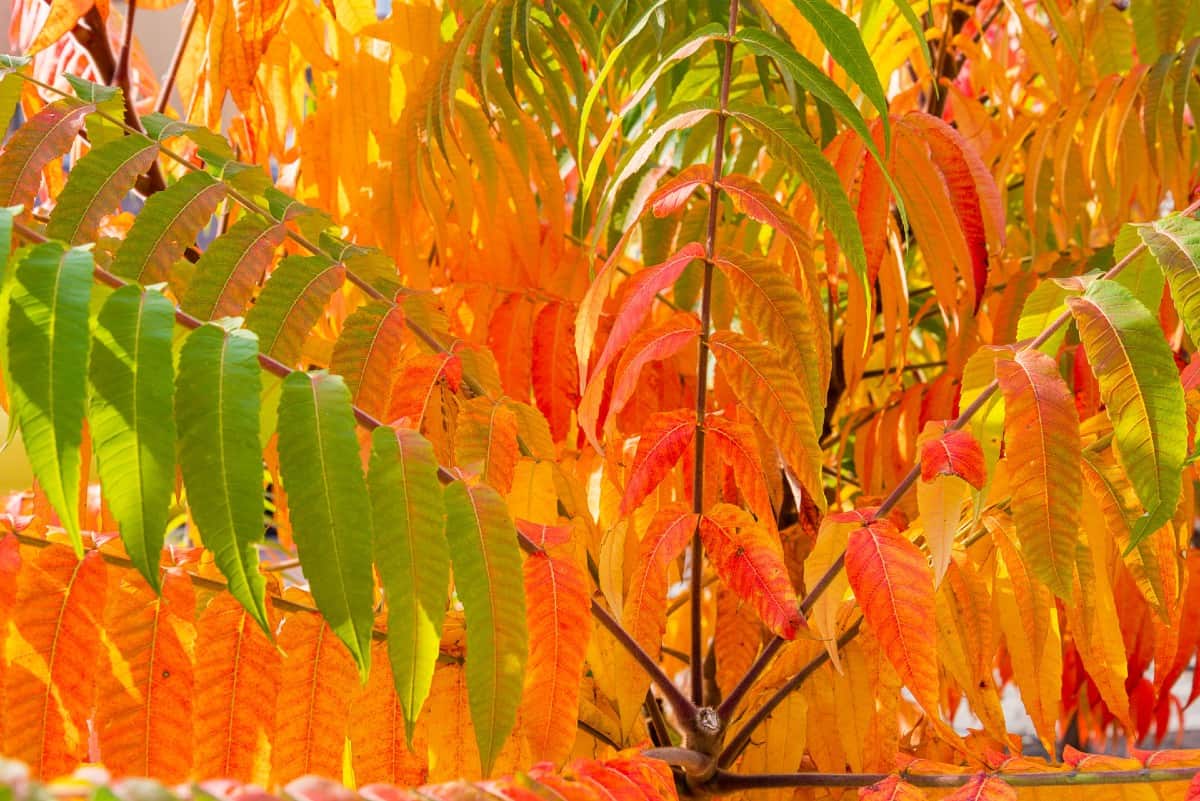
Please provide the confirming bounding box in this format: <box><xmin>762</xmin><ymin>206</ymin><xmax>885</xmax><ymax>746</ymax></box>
<box><xmin>155</xmin><ymin>2</ymin><xmax>197</xmax><ymax>114</ymax></box>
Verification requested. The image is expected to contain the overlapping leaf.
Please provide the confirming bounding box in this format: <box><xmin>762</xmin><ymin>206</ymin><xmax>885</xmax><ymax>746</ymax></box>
<box><xmin>45</xmin><ymin>135</ymin><xmax>157</xmax><ymax>244</ymax></box>
<box><xmin>182</xmin><ymin>214</ymin><xmax>286</xmax><ymax>322</ymax></box>
<box><xmin>245</xmin><ymin>256</ymin><xmax>345</xmax><ymax>366</ymax></box>
<box><xmin>619</xmin><ymin>408</ymin><xmax>695</xmax><ymax>515</ymax></box>
<box><xmin>110</xmin><ymin>171</ymin><xmax>226</xmax><ymax>284</ymax></box>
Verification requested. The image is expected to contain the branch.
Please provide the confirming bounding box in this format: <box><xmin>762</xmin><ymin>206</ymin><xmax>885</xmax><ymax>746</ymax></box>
<box><xmin>715</xmin><ymin>195</ymin><xmax>1200</xmax><ymax>725</ymax></box>
<box><xmin>690</xmin><ymin>0</ymin><xmax>741</xmax><ymax>711</ymax></box>
<box><xmin>708</xmin><ymin>767</ymin><xmax>1200</xmax><ymax>792</ymax></box>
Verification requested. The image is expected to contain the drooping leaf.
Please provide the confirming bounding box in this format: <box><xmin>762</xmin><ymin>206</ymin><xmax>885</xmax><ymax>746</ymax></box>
<box><xmin>442</xmin><ymin>480</ymin><xmax>528</xmax><ymax>776</ymax></box>
<box><xmin>728</xmin><ymin>102</ymin><xmax>868</xmax><ymax>293</ymax></box>
<box><xmin>532</xmin><ymin>301</ymin><xmax>580</xmax><ymax>441</ymax></box>
<box><xmin>245</xmin><ymin>255</ymin><xmax>345</xmax><ymax>367</ymax></box>
<box><xmin>44</xmin><ymin>135</ymin><xmax>158</xmax><ymax>244</ymax></box>
<box><xmin>700</xmin><ymin>503</ymin><xmax>803</xmax><ymax>639</ymax></box>
<box><xmin>844</xmin><ymin>518</ymin><xmax>938</xmax><ymax>716</ymax></box>
<box><xmin>0</xmin><ymin>100</ymin><xmax>93</xmax><ymax>207</ymax></box>
<box><xmin>995</xmin><ymin>349</ymin><xmax>1081</xmax><ymax>598</ymax></box>
<box><xmin>944</xmin><ymin>774</ymin><xmax>1016</xmax><ymax>801</ymax></box>
<box><xmin>619</xmin><ymin>408</ymin><xmax>696</xmax><ymax>515</ymax></box>
<box><xmin>589</xmin><ymin>243</ymin><xmax>705</xmax><ymax>389</ymax></box>
<box><xmin>89</xmin><ymin>286</ymin><xmax>177</xmax><ymax>590</ymax></box>
<box><xmin>193</xmin><ymin>593</ymin><xmax>281</xmax><ymax>785</ymax></box>
<box><xmin>604</xmin><ymin>312</ymin><xmax>699</xmax><ymax>428</ymax></box>
<box><xmin>455</xmin><ymin>397</ymin><xmax>520</xmax><ymax>494</ymax></box>
<box><xmin>369</xmin><ymin>425</ymin><xmax>449</xmax><ymax>746</ymax></box>
<box><xmin>735</xmin><ymin>27</ymin><xmax>883</xmax><ymax>167</ymax></box>
<box><xmin>176</xmin><ymin>325</ymin><xmax>269</xmax><ymax>632</ymax></box>
<box><xmin>859</xmin><ymin>775</ymin><xmax>927</xmax><ymax>801</ymax></box>
<box><xmin>95</xmin><ymin>569</ymin><xmax>195</xmax><ymax>783</ymax></box>
<box><xmin>7</xmin><ymin>242</ymin><xmax>93</xmax><ymax>553</ymax></box>
<box><xmin>2</xmin><ymin>545</ymin><xmax>106</xmax><ymax>778</ymax></box>
<box><xmin>705</xmin><ymin>413</ymin><xmax>774</xmax><ymax>527</ymax></box>
<box><xmin>277</xmin><ymin>371</ymin><xmax>376</xmax><ymax>677</ymax></box>
<box><xmin>1140</xmin><ymin>214</ymin><xmax>1200</xmax><ymax>345</ymax></box>
<box><xmin>330</xmin><ymin>301</ymin><xmax>408</xmax><ymax>421</ymax></box>
<box><xmin>715</xmin><ymin>248</ymin><xmax>828</xmax><ymax>412</ymax></box>
<box><xmin>522</xmin><ymin>547</ymin><xmax>591</xmax><ymax>764</ymax></box>
<box><xmin>110</xmin><ymin>171</ymin><xmax>226</xmax><ymax>284</ymax></box>
<box><xmin>709</xmin><ymin>331</ymin><xmax>824</xmax><ymax>512</ymax></box>
<box><xmin>1068</xmin><ymin>279</ymin><xmax>1187</xmax><ymax>545</ymax></box>
<box><xmin>348</xmin><ymin>640</ymin><xmax>429</xmax><ymax>787</ymax></box>
<box><xmin>617</xmin><ymin>504</ymin><xmax>696</xmax><ymax>731</ymax></box>
<box><xmin>270</xmin><ymin>613</ymin><xmax>360</xmax><ymax>787</ymax></box>
<box><xmin>182</xmin><ymin>214</ymin><xmax>286</xmax><ymax>322</ymax></box>
<box><xmin>783</xmin><ymin>0</ymin><xmax>889</xmax><ymax>143</ymax></box>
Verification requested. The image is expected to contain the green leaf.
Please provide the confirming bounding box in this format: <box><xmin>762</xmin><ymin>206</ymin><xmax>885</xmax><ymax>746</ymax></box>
<box><xmin>1139</xmin><ymin>214</ymin><xmax>1200</xmax><ymax>346</ymax></box>
<box><xmin>244</xmin><ymin>255</ymin><xmax>345</xmax><ymax>366</ymax></box>
<box><xmin>1067</xmin><ymin>280</ymin><xmax>1187</xmax><ymax>546</ymax></box>
<box><xmin>736</xmin><ymin>28</ymin><xmax>883</xmax><ymax>167</ymax></box>
<box><xmin>443</xmin><ymin>480</ymin><xmax>528</xmax><ymax>777</ymax></box>
<box><xmin>0</xmin><ymin>100</ymin><xmax>94</xmax><ymax>207</ymax></box>
<box><xmin>0</xmin><ymin>71</ymin><xmax>24</xmax><ymax>132</ymax></box>
<box><xmin>276</xmin><ymin>371</ymin><xmax>375</xmax><ymax>678</ymax></box>
<box><xmin>45</xmin><ymin>135</ymin><xmax>158</xmax><ymax>244</ymax></box>
<box><xmin>368</xmin><ymin>426</ymin><xmax>448</xmax><ymax>747</ymax></box>
<box><xmin>783</xmin><ymin>0</ymin><xmax>889</xmax><ymax>145</ymax></box>
<box><xmin>728</xmin><ymin>102</ymin><xmax>868</xmax><ymax>294</ymax></box>
<box><xmin>140</xmin><ymin>112</ymin><xmax>236</xmax><ymax>165</ymax></box>
<box><xmin>89</xmin><ymin>286</ymin><xmax>176</xmax><ymax>590</ymax></box>
<box><xmin>7</xmin><ymin>242</ymin><xmax>93</xmax><ymax>553</ymax></box>
<box><xmin>176</xmin><ymin>324</ymin><xmax>270</xmax><ymax>632</ymax></box>
<box><xmin>110</xmin><ymin>171</ymin><xmax>226</xmax><ymax>285</ymax></box>
<box><xmin>181</xmin><ymin>214</ymin><xmax>286</xmax><ymax>321</ymax></box>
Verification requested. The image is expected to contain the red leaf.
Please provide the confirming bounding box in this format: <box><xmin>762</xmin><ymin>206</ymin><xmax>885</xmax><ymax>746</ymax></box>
<box><xmin>609</xmin><ymin>312</ymin><xmax>700</xmax><ymax>422</ymax></box>
<box><xmin>944</xmin><ymin>774</ymin><xmax>1015</xmax><ymax>801</ymax></box>
<box><xmin>589</xmin><ymin>244</ymin><xmax>706</xmax><ymax>387</ymax></box>
<box><xmin>699</xmin><ymin>503</ymin><xmax>803</xmax><ymax>639</ymax></box>
<box><xmin>533</xmin><ymin>302</ymin><xmax>580</xmax><ymax>440</ymax></box>
<box><xmin>844</xmin><ymin>518</ymin><xmax>939</xmax><ymax>715</ymax></box>
<box><xmin>619</xmin><ymin>409</ymin><xmax>696</xmax><ymax>515</ymax></box>
<box><xmin>647</xmin><ymin>164</ymin><xmax>710</xmax><ymax>217</ymax></box>
<box><xmin>704</xmin><ymin>414</ymin><xmax>774</xmax><ymax>526</ymax></box>
<box><xmin>919</xmin><ymin>427</ymin><xmax>986</xmax><ymax>489</ymax></box>
<box><xmin>859</xmin><ymin>775</ymin><xmax>926</xmax><ymax>801</ymax></box>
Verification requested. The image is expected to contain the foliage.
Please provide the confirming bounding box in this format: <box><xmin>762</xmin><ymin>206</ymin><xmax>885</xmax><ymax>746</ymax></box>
<box><xmin>1</xmin><ymin>0</ymin><xmax>1200</xmax><ymax>798</ymax></box>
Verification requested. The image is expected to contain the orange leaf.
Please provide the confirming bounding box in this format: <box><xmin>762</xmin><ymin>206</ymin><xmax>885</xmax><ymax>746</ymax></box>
<box><xmin>704</xmin><ymin>414</ymin><xmax>774</xmax><ymax>527</ymax></box>
<box><xmin>533</xmin><ymin>302</ymin><xmax>580</xmax><ymax>441</ymax></box>
<box><xmin>349</xmin><ymin>640</ymin><xmax>428</xmax><ymax>787</ymax></box>
<box><xmin>194</xmin><ymin>593</ymin><xmax>281</xmax><ymax>784</ymax></box>
<box><xmin>455</xmin><ymin>398</ymin><xmax>520</xmax><ymax>494</ymax></box>
<box><xmin>1135</xmin><ymin>748</ymin><xmax>1200</xmax><ymax>768</ymax></box>
<box><xmin>271</xmin><ymin>611</ymin><xmax>360</xmax><ymax>786</ymax></box>
<box><xmin>718</xmin><ymin>174</ymin><xmax>812</xmax><ymax>258</ymax></box>
<box><xmin>995</xmin><ymin>349</ymin><xmax>1081</xmax><ymax>597</ymax></box>
<box><xmin>700</xmin><ymin>503</ymin><xmax>803</xmax><ymax>639</ymax></box>
<box><xmin>944</xmin><ymin>774</ymin><xmax>1015</xmax><ymax>801</ymax></box>
<box><xmin>488</xmin><ymin>295</ymin><xmax>534</xmax><ymax>400</ymax></box>
<box><xmin>332</xmin><ymin>302</ymin><xmax>408</xmax><ymax>420</ymax></box>
<box><xmin>844</xmin><ymin>518</ymin><xmax>939</xmax><ymax>715</ymax></box>
<box><xmin>617</xmin><ymin>504</ymin><xmax>696</xmax><ymax>729</ymax></box>
<box><xmin>95</xmin><ymin>569</ymin><xmax>196</xmax><ymax>783</ymax></box>
<box><xmin>1062</xmin><ymin>745</ymin><xmax>1141</xmax><ymax>771</ymax></box>
<box><xmin>606</xmin><ymin>312</ymin><xmax>700</xmax><ymax>424</ymax></box>
<box><xmin>918</xmin><ymin>427</ymin><xmax>985</xmax><ymax>489</ymax></box>
<box><xmin>522</xmin><ymin>549</ymin><xmax>591</xmax><ymax>764</ymax></box>
<box><xmin>859</xmin><ymin>775</ymin><xmax>926</xmax><ymax>801</ymax></box>
<box><xmin>2</xmin><ymin>545</ymin><xmax>106</xmax><ymax>779</ymax></box>
<box><xmin>619</xmin><ymin>409</ymin><xmax>695</xmax><ymax>515</ymax></box>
